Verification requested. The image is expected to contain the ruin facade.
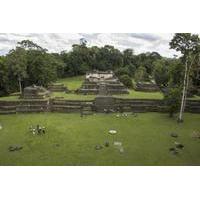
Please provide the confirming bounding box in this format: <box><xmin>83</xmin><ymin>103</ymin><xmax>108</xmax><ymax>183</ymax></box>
<box><xmin>22</xmin><ymin>85</ymin><xmax>50</xmax><ymax>99</ymax></box>
<box><xmin>77</xmin><ymin>70</ymin><xmax>129</xmax><ymax>95</ymax></box>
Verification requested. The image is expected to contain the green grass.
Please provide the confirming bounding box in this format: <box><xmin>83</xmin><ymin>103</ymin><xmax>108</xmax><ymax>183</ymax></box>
<box><xmin>0</xmin><ymin>95</ymin><xmax>20</xmax><ymax>101</ymax></box>
<box><xmin>115</xmin><ymin>89</ymin><xmax>164</xmax><ymax>99</ymax></box>
<box><xmin>188</xmin><ymin>95</ymin><xmax>200</xmax><ymax>100</ymax></box>
<box><xmin>56</xmin><ymin>76</ymin><xmax>84</xmax><ymax>90</ymax></box>
<box><xmin>0</xmin><ymin>112</ymin><xmax>200</xmax><ymax>166</ymax></box>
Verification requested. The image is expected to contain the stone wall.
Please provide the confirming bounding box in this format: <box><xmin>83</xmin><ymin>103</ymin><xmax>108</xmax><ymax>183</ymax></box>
<box><xmin>0</xmin><ymin>98</ymin><xmax>200</xmax><ymax>114</ymax></box>
<box><xmin>50</xmin><ymin>99</ymin><xmax>94</xmax><ymax>113</ymax></box>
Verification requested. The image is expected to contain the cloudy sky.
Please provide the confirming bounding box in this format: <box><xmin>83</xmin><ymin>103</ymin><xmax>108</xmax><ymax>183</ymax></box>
<box><xmin>0</xmin><ymin>33</ymin><xmax>178</xmax><ymax>57</ymax></box>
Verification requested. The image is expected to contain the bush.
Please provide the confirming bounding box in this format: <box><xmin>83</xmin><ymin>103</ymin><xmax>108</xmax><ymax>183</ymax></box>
<box><xmin>134</xmin><ymin>66</ymin><xmax>149</xmax><ymax>83</ymax></box>
<box><xmin>115</xmin><ymin>67</ymin><xmax>130</xmax><ymax>77</ymax></box>
<box><xmin>164</xmin><ymin>87</ymin><xmax>181</xmax><ymax>117</ymax></box>
<box><xmin>119</xmin><ymin>75</ymin><xmax>133</xmax><ymax>88</ymax></box>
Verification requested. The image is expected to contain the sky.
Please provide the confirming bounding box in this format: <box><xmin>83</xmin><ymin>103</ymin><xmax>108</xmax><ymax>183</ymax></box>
<box><xmin>0</xmin><ymin>33</ymin><xmax>179</xmax><ymax>57</ymax></box>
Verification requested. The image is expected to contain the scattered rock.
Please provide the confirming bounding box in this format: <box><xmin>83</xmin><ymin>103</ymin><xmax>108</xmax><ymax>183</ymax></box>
<box><xmin>55</xmin><ymin>143</ymin><xmax>60</xmax><ymax>147</ymax></box>
<box><xmin>119</xmin><ymin>147</ymin><xmax>124</xmax><ymax>153</ymax></box>
<box><xmin>191</xmin><ymin>131</ymin><xmax>200</xmax><ymax>139</ymax></box>
<box><xmin>109</xmin><ymin>130</ymin><xmax>117</xmax><ymax>135</ymax></box>
<box><xmin>114</xmin><ymin>141</ymin><xmax>122</xmax><ymax>146</ymax></box>
<box><xmin>169</xmin><ymin>147</ymin><xmax>178</xmax><ymax>155</ymax></box>
<box><xmin>175</xmin><ymin>142</ymin><xmax>184</xmax><ymax>149</ymax></box>
<box><xmin>122</xmin><ymin>113</ymin><xmax>128</xmax><ymax>117</ymax></box>
<box><xmin>169</xmin><ymin>147</ymin><xmax>175</xmax><ymax>152</ymax></box>
<box><xmin>95</xmin><ymin>144</ymin><xmax>103</xmax><ymax>150</ymax></box>
<box><xmin>132</xmin><ymin>113</ymin><xmax>138</xmax><ymax>117</ymax></box>
<box><xmin>104</xmin><ymin>141</ymin><xmax>110</xmax><ymax>147</ymax></box>
<box><xmin>170</xmin><ymin>132</ymin><xmax>178</xmax><ymax>138</ymax></box>
<box><xmin>8</xmin><ymin>145</ymin><xmax>23</xmax><ymax>152</ymax></box>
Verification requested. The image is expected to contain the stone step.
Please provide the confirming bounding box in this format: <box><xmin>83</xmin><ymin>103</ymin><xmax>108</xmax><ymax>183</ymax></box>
<box><xmin>16</xmin><ymin>108</ymin><xmax>47</xmax><ymax>113</ymax></box>
<box><xmin>52</xmin><ymin>108</ymin><xmax>81</xmax><ymax>113</ymax></box>
<box><xmin>0</xmin><ymin>110</ymin><xmax>16</xmax><ymax>114</ymax></box>
<box><xmin>0</xmin><ymin>106</ymin><xmax>17</xmax><ymax>110</ymax></box>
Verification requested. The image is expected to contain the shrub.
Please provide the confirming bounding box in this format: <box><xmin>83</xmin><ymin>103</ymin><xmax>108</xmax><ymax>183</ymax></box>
<box><xmin>134</xmin><ymin>66</ymin><xmax>149</xmax><ymax>83</ymax></box>
<box><xmin>164</xmin><ymin>87</ymin><xmax>181</xmax><ymax>117</ymax></box>
<box><xmin>119</xmin><ymin>75</ymin><xmax>133</xmax><ymax>88</ymax></box>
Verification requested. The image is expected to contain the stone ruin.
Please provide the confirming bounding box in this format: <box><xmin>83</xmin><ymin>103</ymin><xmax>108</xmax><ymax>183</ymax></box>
<box><xmin>48</xmin><ymin>83</ymin><xmax>68</xmax><ymax>92</ymax></box>
<box><xmin>134</xmin><ymin>81</ymin><xmax>159</xmax><ymax>92</ymax></box>
<box><xmin>22</xmin><ymin>85</ymin><xmax>50</xmax><ymax>99</ymax></box>
<box><xmin>77</xmin><ymin>70</ymin><xmax>129</xmax><ymax>95</ymax></box>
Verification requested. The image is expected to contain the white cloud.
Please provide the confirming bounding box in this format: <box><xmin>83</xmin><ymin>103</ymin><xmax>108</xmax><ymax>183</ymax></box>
<box><xmin>0</xmin><ymin>33</ymin><xmax>178</xmax><ymax>57</ymax></box>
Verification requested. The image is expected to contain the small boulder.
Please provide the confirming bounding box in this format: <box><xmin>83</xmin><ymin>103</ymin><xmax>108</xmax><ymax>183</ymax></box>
<box><xmin>109</xmin><ymin>130</ymin><xmax>117</xmax><ymax>135</ymax></box>
<box><xmin>8</xmin><ymin>145</ymin><xmax>23</xmax><ymax>152</ymax></box>
<box><xmin>169</xmin><ymin>147</ymin><xmax>175</xmax><ymax>152</ymax></box>
<box><xmin>175</xmin><ymin>142</ymin><xmax>184</xmax><ymax>149</ymax></box>
<box><xmin>104</xmin><ymin>141</ymin><xmax>110</xmax><ymax>147</ymax></box>
<box><xmin>114</xmin><ymin>141</ymin><xmax>122</xmax><ymax>146</ymax></box>
<box><xmin>95</xmin><ymin>144</ymin><xmax>103</xmax><ymax>150</ymax></box>
<box><xmin>170</xmin><ymin>132</ymin><xmax>178</xmax><ymax>138</ymax></box>
<box><xmin>119</xmin><ymin>147</ymin><xmax>124</xmax><ymax>153</ymax></box>
<box><xmin>169</xmin><ymin>147</ymin><xmax>178</xmax><ymax>155</ymax></box>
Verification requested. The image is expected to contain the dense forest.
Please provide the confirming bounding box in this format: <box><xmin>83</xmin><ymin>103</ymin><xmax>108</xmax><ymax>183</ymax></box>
<box><xmin>0</xmin><ymin>34</ymin><xmax>200</xmax><ymax>98</ymax></box>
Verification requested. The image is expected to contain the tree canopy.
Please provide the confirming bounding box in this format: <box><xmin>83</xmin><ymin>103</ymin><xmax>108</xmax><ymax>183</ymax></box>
<box><xmin>0</xmin><ymin>37</ymin><xmax>200</xmax><ymax>98</ymax></box>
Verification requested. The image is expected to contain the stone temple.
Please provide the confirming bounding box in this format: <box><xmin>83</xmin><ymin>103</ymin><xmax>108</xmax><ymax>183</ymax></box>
<box><xmin>22</xmin><ymin>85</ymin><xmax>50</xmax><ymax>99</ymax></box>
<box><xmin>134</xmin><ymin>81</ymin><xmax>159</xmax><ymax>92</ymax></box>
<box><xmin>77</xmin><ymin>70</ymin><xmax>129</xmax><ymax>95</ymax></box>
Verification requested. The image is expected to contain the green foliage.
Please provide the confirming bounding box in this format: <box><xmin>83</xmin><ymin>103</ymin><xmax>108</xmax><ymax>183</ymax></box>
<box><xmin>119</xmin><ymin>74</ymin><xmax>133</xmax><ymax>88</ymax></box>
<box><xmin>17</xmin><ymin>40</ymin><xmax>47</xmax><ymax>52</ymax></box>
<box><xmin>115</xmin><ymin>67</ymin><xmax>130</xmax><ymax>77</ymax></box>
<box><xmin>135</xmin><ymin>52</ymin><xmax>162</xmax><ymax>74</ymax></box>
<box><xmin>26</xmin><ymin>52</ymin><xmax>57</xmax><ymax>86</ymax></box>
<box><xmin>164</xmin><ymin>87</ymin><xmax>182</xmax><ymax>117</ymax></box>
<box><xmin>1</xmin><ymin>38</ymin><xmax>199</xmax><ymax>97</ymax></box>
<box><xmin>134</xmin><ymin>66</ymin><xmax>149</xmax><ymax>83</ymax></box>
<box><xmin>168</xmin><ymin>59</ymin><xmax>184</xmax><ymax>87</ymax></box>
<box><xmin>170</xmin><ymin>33</ymin><xmax>200</xmax><ymax>56</ymax></box>
<box><xmin>5</xmin><ymin>47</ymin><xmax>28</xmax><ymax>92</ymax></box>
<box><xmin>153</xmin><ymin>59</ymin><xmax>169</xmax><ymax>88</ymax></box>
<box><xmin>0</xmin><ymin>56</ymin><xmax>9</xmax><ymax>96</ymax></box>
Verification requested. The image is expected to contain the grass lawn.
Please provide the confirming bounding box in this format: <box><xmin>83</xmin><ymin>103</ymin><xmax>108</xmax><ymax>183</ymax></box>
<box><xmin>115</xmin><ymin>89</ymin><xmax>164</xmax><ymax>99</ymax></box>
<box><xmin>56</xmin><ymin>76</ymin><xmax>84</xmax><ymax>90</ymax></box>
<box><xmin>0</xmin><ymin>95</ymin><xmax>20</xmax><ymax>101</ymax></box>
<box><xmin>0</xmin><ymin>112</ymin><xmax>200</xmax><ymax>166</ymax></box>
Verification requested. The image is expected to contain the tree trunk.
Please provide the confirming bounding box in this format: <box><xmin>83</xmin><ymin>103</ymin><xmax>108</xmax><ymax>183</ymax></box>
<box><xmin>18</xmin><ymin>77</ymin><xmax>22</xmax><ymax>94</ymax></box>
<box><xmin>183</xmin><ymin>55</ymin><xmax>196</xmax><ymax>111</ymax></box>
<box><xmin>178</xmin><ymin>58</ymin><xmax>188</xmax><ymax>122</ymax></box>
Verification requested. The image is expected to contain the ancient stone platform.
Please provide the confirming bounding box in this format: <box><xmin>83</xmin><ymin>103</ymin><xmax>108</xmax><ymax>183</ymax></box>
<box><xmin>77</xmin><ymin>70</ymin><xmax>129</xmax><ymax>95</ymax></box>
<box><xmin>135</xmin><ymin>82</ymin><xmax>159</xmax><ymax>92</ymax></box>
<box><xmin>22</xmin><ymin>85</ymin><xmax>50</xmax><ymax>99</ymax></box>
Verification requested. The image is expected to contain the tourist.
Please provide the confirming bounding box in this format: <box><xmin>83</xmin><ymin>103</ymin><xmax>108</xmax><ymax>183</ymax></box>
<box><xmin>36</xmin><ymin>124</ymin><xmax>42</xmax><ymax>134</ymax></box>
<box><xmin>42</xmin><ymin>127</ymin><xmax>46</xmax><ymax>134</ymax></box>
<box><xmin>32</xmin><ymin>128</ymin><xmax>36</xmax><ymax>135</ymax></box>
